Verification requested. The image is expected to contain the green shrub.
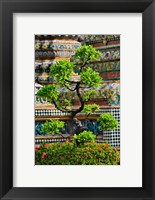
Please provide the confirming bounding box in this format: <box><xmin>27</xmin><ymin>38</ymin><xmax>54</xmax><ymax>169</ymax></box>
<box><xmin>97</xmin><ymin>113</ymin><xmax>118</xmax><ymax>131</ymax></box>
<box><xmin>83</xmin><ymin>104</ymin><xmax>99</xmax><ymax>116</ymax></box>
<box><xmin>35</xmin><ymin>142</ymin><xmax>120</xmax><ymax>165</ymax></box>
<box><xmin>81</xmin><ymin>68</ymin><xmax>102</xmax><ymax>87</ymax></box>
<box><xmin>73</xmin><ymin>131</ymin><xmax>96</xmax><ymax>145</ymax></box>
<box><xmin>83</xmin><ymin>90</ymin><xmax>97</xmax><ymax>101</ymax></box>
<box><xmin>50</xmin><ymin>60</ymin><xmax>74</xmax><ymax>85</ymax></box>
<box><xmin>73</xmin><ymin>44</ymin><xmax>101</xmax><ymax>63</ymax></box>
<box><xmin>41</xmin><ymin>120</ymin><xmax>64</xmax><ymax>135</ymax></box>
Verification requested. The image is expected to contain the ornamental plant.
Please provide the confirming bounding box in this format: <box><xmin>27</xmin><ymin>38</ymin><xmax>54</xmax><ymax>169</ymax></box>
<box><xmin>37</xmin><ymin>44</ymin><xmax>102</xmax><ymax>120</ymax></box>
<box><xmin>35</xmin><ymin>142</ymin><xmax>120</xmax><ymax>165</ymax></box>
<box><xmin>73</xmin><ymin>130</ymin><xmax>96</xmax><ymax>146</ymax></box>
<box><xmin>37</xmin><ymin>44</ymin><xmax>118</xmax><ymax>137</ymax></box>
<box><xmin>97</xmin><ymin>113</ymin><xmax>118</xmax><ymax>131</ymax></box>
<box><xmin>83</xmin><ymin>104</ymin><xmax>99</xmax><ymax>116</ymax></box>
<box><xmin>41</xmin><ymin>120</ymin><xmax>64</xmax><ymax>135</ymax></box>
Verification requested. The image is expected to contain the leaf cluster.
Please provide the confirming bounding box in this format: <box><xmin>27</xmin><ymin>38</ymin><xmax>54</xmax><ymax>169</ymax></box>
<box><xmin>41</xmin><ymin>120</ymin><xmax>65</xmax><ymax>135</ymax></box>
<box><xmin>83</xmin><ymin>104</ymin><xmax>99</xmax><ymax>116</ymax></box>
<box><xmin>73</xmin><ymin>130</ymin><xmax>96</xmax><ymax>144</ymax></box>
<box><xmin>59</xmin><ymin>98</ymin><xmax>71</xmax><ymax>108</ymax></box>
<box><xmin>50</xmin><ymin>60</ymin><xmax>74</xmax><ymax>85</ymax></box>
<box><xmin>81</xmin><ymin>68</ymin><xmax>102</xmax><ymax>87</ymax></box>
<box><xmin>73</xmin><ymin>44</ymin><xmax>101</xmax><ymax>63</ymax></box>
<box><xmin>37</xmin><ymin>84</ymin><xmax>60</xmax><ymax>101</ymax></box>
<box><xmin>97</xmin><ymin>113</ymin><xmax>118</xmax><ymax>131</ymax></box>
<box><xmin>83</xmin><ymin>90</ymin><xmax>97</xmax><ymax>101</ymax></box>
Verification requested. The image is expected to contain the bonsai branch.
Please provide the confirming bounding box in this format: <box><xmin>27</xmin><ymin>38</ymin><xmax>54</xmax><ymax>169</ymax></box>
<box><xmin>52</xmin><ymin>99</ymin><xmax>72</xmax><ymax>113</ymax></box>
<box><xmin>64</xmin><ymin>84</ymin><xmax>77</xmax><ymax>92</ymax></box>
<box><xmin>79</xmin><ymin>59</ymin><xmax>90</xmax><ymax>73</ymax></box>
<box><xmin>71</xmin><ymin>82</ymin><xmax>85</xmax><ymax>119</ymax></box>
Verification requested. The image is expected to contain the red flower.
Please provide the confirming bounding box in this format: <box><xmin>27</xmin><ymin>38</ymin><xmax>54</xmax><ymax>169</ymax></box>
<box><xmin>35</xmin><ymin>145</ymin><xmax>40</xmax><ymax>150</ymax></box>
<box><xmin>44</xmin><ymin>144</ymin><xmax>49</xmax><ymax>148</ymax></box>
<box><xmin>42</xmin><ymin>152</ymin><xmax>47</xmax><ymax>159</ymax></box>
<box><xmin>98</xmin><ymin>148</ymin><xmax>102</xmax><ymax>152</ymax></box>
<box><xmin>104</xmin><ymin>144</ymin><xmax>109</xmax><ymax>149</ymax></box>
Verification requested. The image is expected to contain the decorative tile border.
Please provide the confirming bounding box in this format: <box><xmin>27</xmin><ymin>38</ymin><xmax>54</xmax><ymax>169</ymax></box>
<box><xmin>96</xmin><ymin>45</ymin><xmax>120</xmax><ymax>50</ymax></box>
<box><xmin>100</xmin><ymin>49</ymin><xmax>120</xmax><ymax>60</ymax></box>
<box><xmin>83</xmin><ymin>61</ymin><xmax>120</xmax><ymax>72</ymax></box>
<box><xmin>35</xmin><ymin>43</ymin><xmax>81</xmax><ymax>51</ymax></box>
<box><xmin>84</xmin><ymin>35</ymin><xmax>120</xmax><ymax>44</ymax></box>
<box><xmin>35</xmin><ymin>34</ymin><xmax>79</xmax><ymax>40</ymax></box>
<box><xmin>35</xmin><ymin>50</ymin><xmax>76</xmax><ymax>58</ymax></box>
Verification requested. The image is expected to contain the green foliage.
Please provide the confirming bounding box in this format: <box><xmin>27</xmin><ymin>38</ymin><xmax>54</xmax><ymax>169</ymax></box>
<box><xmin>59</xmin><ymin>98</ymin><xmax>71</xmax><ymax>108</ymax></box>
<box><xmin>50</xmin><ymin>60</ymin><xmax>74</xmax><ymax>85</ymax></box>
<box><xmin>97</xmin><ymin>113</ymin><xmax>118</xmax><ymax>131</ymax></box>
<box><xmin>81</xmin><ymin>68</ymin><xmax>102</xmax><ymax>87</ymax></box>
<box><xmin>73</xmin><ymin>131</ymin><xmax>96</xmax><ymax>144</ymax></box>
<box><xmin>37</xmin><ymin>44</ymin><xmax>103</xmax><ymax>118</ymax></box>
<box><xmin>83</xmin><ymin>104</ymin><xmax>99</xmax><ymax>116</ymax></box>
<box><xmin>41</xmin><ymin>120</ymin><xmax>65</xmax><ymax>135</ymax></box>
<box><xmin>35</xmin><ymin>142</ymin><xmax>120</xmax><ymax>165</ymax></box>
<box><xmin>37</xmin><ymin>84</ymin><xmax>60</xmax><ymax>101</ymax></box>
<box><xmin>73</xmin><ymin>44</ymin><xmax>101</xmax><ymax>63</ymax></box>
<box><xmin>83</xmin><ymin>90</ymin><xmax>97</xmax><ymax>101</ymax></box>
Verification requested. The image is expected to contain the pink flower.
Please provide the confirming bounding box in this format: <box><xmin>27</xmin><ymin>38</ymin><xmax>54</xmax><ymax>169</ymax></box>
<box><xmin>35</xmin><ymin>145</ymin><xmax>40</xmax><ymax>150</ymax></box>
<box><xmin>42</xmin><ymin>152</ymin><xmax>47</xmax><ymax>159</ymax></box>
<box><xmin>44</xmin><ymin>144</ymin><xmax>49</xmax><ymax>148</ymax></box>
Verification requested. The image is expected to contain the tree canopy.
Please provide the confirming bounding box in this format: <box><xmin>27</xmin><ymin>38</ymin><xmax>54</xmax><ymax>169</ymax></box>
<box><xmin>37</xmin><ymin>44</ymin><xmax>102</xmax><ymax>119</ymax></box>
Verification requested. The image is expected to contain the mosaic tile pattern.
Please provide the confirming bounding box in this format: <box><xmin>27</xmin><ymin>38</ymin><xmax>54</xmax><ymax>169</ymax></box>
<box><xmin>35</xmin><ymin>36</ymin><xmax>81</xmax><ymax>84</ymax></box>
<box><xmin>35</xmin><ymin>35</ymin><xmax>120</xmax><ymax>83</ymax></box>
<box><xmin>100</xmin><ymin>49</ymin><xmax>120</xmax><ymax>60</ymax></box>
<box><xmin>35</xmin><ymin>43</ymin><xmax>80</xmax><ymax>51</ymax></box>
<box><xmin>83</xmin><ymin>61</ymin><xmax>120</xmax><ymax>73</ymax></box>
<box><xmin>84</xmin><ymin>35</ymin><xmax>120</xmax><ymax>44</ymax></box>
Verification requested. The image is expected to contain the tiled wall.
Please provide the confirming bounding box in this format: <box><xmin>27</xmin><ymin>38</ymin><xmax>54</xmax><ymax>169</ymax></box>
<box><xmin>35</xmin><ymin>35</ymin><xmax>120</xmax><ymax>147</ymax></box>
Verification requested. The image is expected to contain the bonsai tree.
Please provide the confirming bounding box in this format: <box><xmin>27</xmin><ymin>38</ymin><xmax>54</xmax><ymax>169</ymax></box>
<box><xmin>37</xmin><ymin>44</ymin><xmax>102</xmax><ymax>133</ymax></box>
<box><xmin>97</xmin><ymin>113</ymin><xmax>118</xmax><ymax>132</ymax></box>
<box><xmin>37</xmin><ymin>44</ymin><xmax>119</xmax><ymax>137</ymax></box>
